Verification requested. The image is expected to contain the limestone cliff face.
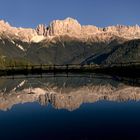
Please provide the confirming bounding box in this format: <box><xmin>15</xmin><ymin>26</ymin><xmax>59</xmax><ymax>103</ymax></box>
<box><xmin>47</xmin><ymin>17</ymin><xmax>82</xmax><ymax>36</ymax></box>
<box><xmin>35</xmin><ymin>18</ymin><xmax>140</xmax><ymax>39</ymax></box>
<box><xmin>82</xmin><ymin>25</ymin><xmax>101</xmax><ymax>35</ymax></box>
<box><xmin>0</xmin><ymin>17</ymin><xmax>140</xmax><ymax>43</ymax></box>
<box><xmin>41</xmin><ymin>18</ymin><xmax>140</xmax><ymax>40</ymax></box>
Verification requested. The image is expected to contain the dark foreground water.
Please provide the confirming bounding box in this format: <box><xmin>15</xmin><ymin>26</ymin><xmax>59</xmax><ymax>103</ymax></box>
<box><xmin>1</xmin><ymin>101</ymin><xmax>140</xmax><ymax>140</ymax></box>
<box><xmin>0</xmin><ymin>74</ymin><xmax>139</xmax><ymax>140</ymax></box>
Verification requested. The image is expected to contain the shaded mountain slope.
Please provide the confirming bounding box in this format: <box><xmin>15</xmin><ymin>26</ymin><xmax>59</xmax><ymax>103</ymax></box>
<box><xmin>82</xmin><ymin>39</ymin><xmax>140</xmax><ymax>65</ymax></box>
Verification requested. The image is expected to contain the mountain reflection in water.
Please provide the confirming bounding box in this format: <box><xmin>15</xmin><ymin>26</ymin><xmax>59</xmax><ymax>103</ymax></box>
<box><xmin>0</xmin><ymin>74</ymin><xmax>139</xmax><ymax>111</ymax></box>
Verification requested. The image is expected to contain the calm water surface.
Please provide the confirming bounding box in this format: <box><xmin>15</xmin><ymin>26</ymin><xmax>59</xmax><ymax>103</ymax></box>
<box><xmin>0</xmin><ymin>74</ymin><xmax>139</xmax><ymax>140</ymax></box>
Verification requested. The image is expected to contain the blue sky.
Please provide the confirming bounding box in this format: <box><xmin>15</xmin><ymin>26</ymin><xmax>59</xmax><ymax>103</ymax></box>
<box><xmin>0</xmin><ymin>0</ymin><xmax>139</xmax><ymax>28</ymax></box>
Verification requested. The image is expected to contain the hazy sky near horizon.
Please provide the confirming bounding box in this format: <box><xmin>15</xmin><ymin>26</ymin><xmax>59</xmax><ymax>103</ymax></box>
<box><xmin>0</xmin><ymin>0</ymin><xmax>139</xmax><ymax>28</ymax></box>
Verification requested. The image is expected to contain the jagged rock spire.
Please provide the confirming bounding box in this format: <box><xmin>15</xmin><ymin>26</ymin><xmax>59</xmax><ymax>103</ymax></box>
<box><xmin>36</xmin><ymin>24</ymin><xmax>48</xmax><ymax>36</ymax></box>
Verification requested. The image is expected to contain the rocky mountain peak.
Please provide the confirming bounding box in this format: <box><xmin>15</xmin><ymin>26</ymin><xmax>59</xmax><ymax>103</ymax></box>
<box><xmin>47</xmin><ymin>17</ymin><xmax>82</xmax><ymax>36</ymax></box>
<box><xmin>0</xmin><ymin>20</ymin><xmax>11</xmax><ymax>28</ymax></box>
<box><xmin>0</xmin><ymin>20</ymin><xmax>12</xmax><ymax>34</ymax></box>
<box><xmin>0</xmin><ymin>19</ymin><xmax>38</xmax><ymax>42</ymax></box>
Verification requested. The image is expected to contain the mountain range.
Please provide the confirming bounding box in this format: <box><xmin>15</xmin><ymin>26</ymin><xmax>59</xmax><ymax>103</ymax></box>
<box><xmin>0</xmin><ymin>17</ymin><xmax>140</xmax><ymax>66</ymax></box>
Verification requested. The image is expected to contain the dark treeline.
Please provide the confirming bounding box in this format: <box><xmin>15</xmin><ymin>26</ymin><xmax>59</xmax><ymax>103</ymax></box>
<box><xmin>0</xmin><ymin>62</ymin><xmax>139</xmax><ymax>79</ymax></box>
